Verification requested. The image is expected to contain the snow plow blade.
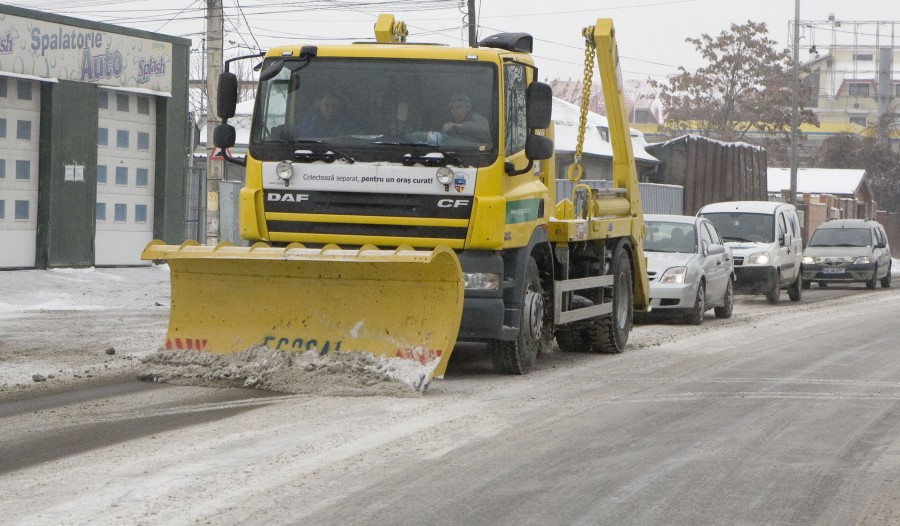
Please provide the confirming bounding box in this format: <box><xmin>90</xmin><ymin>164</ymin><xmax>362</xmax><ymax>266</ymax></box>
<box><xmin>141</xmin><ymin>240</ymin><xmax>464</xmax><ymax>384</ymax></box>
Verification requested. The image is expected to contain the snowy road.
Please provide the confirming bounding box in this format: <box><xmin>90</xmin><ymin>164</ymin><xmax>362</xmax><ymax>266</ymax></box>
<box><xmin>2</xmin><ymin>266</ymin><xmax>900</xmax><ymax>524</ymax></box>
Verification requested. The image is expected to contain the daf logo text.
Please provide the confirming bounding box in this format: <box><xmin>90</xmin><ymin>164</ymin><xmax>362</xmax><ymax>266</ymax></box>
<box><xmin>268</xmin><ymin>192</ymin><xmax>309</xmax><ymax>203</ymax></box>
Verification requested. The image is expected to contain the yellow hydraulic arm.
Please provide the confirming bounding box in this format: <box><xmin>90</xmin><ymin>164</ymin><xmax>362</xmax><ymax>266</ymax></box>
<box><xmin>587</xmin><ymin>19</ymin><xmax>650</xmax><ymax>310</ymax></box>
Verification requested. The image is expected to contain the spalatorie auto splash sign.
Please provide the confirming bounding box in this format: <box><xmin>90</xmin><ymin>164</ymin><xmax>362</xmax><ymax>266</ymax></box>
<box><xmin>0</xmin><ymin>12</ymin><xmax>173</xmax><ymax>93</ymax></box>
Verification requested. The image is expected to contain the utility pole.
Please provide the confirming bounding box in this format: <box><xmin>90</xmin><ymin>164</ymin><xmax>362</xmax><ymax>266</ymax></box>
<box><xmin>467</xmin><ymin>0</ymin><xmax>476</xmax><ymax>47</ymax></box>
<box><xmin>205</xmin><ymin>0</ymin><xmax>224</xmax><ymax>245</ymax></box>
<box><xmin>789</xmin><ymin>0</ymin><xmax>800</xmax><ymax>206</ymax></box>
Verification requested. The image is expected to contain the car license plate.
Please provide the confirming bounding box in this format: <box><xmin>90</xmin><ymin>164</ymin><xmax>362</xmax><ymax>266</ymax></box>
<box><xmin>823</xmin><ymin>267</ymin><xmax>845</xmax><ymax>274</ymax></box>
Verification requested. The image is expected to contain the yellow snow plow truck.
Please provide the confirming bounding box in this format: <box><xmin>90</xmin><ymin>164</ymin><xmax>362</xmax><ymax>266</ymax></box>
<box><xmin>142</xmin><ymin>16</ymin><xmax>649</xmax><ymax>389</ymax></box>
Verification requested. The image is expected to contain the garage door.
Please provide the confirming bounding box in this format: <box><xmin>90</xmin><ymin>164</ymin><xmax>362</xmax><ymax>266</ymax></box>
<box><xmin>0</xmin><ymin>77</ymin><xmax>40</xmax><ymax>269</ymax></box>
<box><xmin>95</xmin><ymin>89</ymin><xmax>156</xmax><ymax>266</ymax></box>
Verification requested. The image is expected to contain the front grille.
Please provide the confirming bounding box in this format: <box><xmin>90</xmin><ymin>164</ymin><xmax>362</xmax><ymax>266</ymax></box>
<box><xmin>733</xmin><ymin>256</ymin><xmax>744</xmax><ymax>267</ymax></box>
<box><xmin>264</xmin><ymin>190</ymin><xmax>471</xmax><ymax>241</ymax></box>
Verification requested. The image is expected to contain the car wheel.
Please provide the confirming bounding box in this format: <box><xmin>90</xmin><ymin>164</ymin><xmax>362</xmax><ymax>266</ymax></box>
<box><xmin>788</xmin><ymin>272</ymin><xmax>802</xmax><ymax>302</ymax></box>
<box><xmin>714</xmin><ymin>279</ymin><xmax>734</xmax><ymax>319</ymax></box>
<box><xmin>819</xmin><ymin>281</ymin><xmax>828</xmax><ymax>288</ymax></box>
<box><xmin>881</xmin><ymin>264</ymin><xmax>892</xmax><ymax>288</ymax></box>
<box><xmin>765</xmin><ymin>270</ymin><xmax>780</xmax><ymax>304</ymax></box>
<box><xmin>866</xmin><ymin>271</ymin><xmax>877</xmax><ymax>289</ymax></box>
<box><xmin>685</xmin><ymin>282</ymin><xmax>705</xmax><ymax>325</ymax></box>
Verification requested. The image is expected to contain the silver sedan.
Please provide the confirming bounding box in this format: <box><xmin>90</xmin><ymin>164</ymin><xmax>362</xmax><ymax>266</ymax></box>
<box><xmin>642</xmin><ymin>214</ymin><xmax>735</xmax><ymax>324</ymax></box>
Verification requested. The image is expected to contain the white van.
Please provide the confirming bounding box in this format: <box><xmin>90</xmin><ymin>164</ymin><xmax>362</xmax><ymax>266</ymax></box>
<box><xmin>697</xmin><ymin>201</ymin><xmax>803</xmax><ymax>303</ymax></box>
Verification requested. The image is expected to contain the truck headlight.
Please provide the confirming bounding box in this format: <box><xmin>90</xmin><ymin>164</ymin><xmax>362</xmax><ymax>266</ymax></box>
<box><xmin>854</xmin><ymin>256</ymin><xmax>872</xmax><ymax>265</ymax></box>
<box><xmin>276</xmin><ymin>161</ymin><xmax>294</xmax><ymax>181</ymax></box>
<box><xmin>747</xmin><ymin>251</ymin><xmax>770</xmax><ymax>265</ymax></box>
<box><xmin>659</xmin><ymin>267</ymin><xmax>687</xmax><ymax>284</ymax></box>
<box><xmin>803</xmin><ymin>256</ymin><xmax>815</xmax><ymax>265</ymax></box>
<box><xmin>463</xmin><ymin>272</ymin><xmax>499</xmax><ymax>290</ymax></box>
<box><xmin>436</xmin><ymin>167</ymin><xmax>454</xmax><ymax>186</ymax></box>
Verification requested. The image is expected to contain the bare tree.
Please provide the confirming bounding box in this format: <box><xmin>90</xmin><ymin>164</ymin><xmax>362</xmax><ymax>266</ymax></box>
<box><xmin>652</xmin><ymin>21</ymin><xmax>818</xmax><ymax>148</ymax></box>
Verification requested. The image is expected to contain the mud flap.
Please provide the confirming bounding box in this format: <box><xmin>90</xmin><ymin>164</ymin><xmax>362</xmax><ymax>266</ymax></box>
<box><xmin>141</xmin><ymin>241</ymin><xmax>464</xmax><ymax>384</ymax></box>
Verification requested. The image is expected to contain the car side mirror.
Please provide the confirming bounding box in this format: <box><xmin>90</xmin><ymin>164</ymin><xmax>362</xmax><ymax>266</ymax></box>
<box><xmin>707</xmin><ymin>244</ymin><xmax>725</xmax><ymax>256</ymax></box>
<box><xmin>876</xmin><ymin>241</ymin><xmax>887</xmax><ymax>249</ymax></box>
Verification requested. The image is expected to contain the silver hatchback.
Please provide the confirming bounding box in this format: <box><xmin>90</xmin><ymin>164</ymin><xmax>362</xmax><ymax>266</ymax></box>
<box><xmin>643</xmin><ymin>214</ymin><xmax>735</xmax><ymax>324</ymax></box>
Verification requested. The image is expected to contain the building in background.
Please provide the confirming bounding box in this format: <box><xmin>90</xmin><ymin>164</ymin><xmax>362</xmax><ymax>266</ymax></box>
<box><xmin>0</xmin><ymin>4</ymin><xmax>190</xmax><ymax>269</ymax></box>
<box><xmin>800</xmin><ymin>17</ymin><xmax>900</xmax><ymax>147</ymax></box>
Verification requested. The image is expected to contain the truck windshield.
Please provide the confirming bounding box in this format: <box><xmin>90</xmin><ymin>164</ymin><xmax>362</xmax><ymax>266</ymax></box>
<box><xmin>249</xmin><ymin>56</ymin><xmax>498</xmax><ymax>166</ymax></box>
<box><xmin>701</xmin><ymin>212</ymin><xmax>775</xmax><ymax>243</ymax></box>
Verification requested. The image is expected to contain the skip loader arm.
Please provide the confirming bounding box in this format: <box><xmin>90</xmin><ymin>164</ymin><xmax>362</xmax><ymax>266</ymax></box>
<box><xmin>589</xmin><ymin>19</ymin><xmax>650</xmax><ymax>311</ymax></box>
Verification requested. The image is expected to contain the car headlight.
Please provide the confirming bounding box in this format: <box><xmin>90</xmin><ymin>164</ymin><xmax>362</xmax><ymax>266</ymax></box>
<box><xmin>659</xmin><ymin>267</ymin><xmax>687</xmax><ymax>284</ymax></box>
<box><xmin>854</xmin><ymin>256</ymin><xmax>872</xmax><ymax>265</ymax></box>
<box><xmin>463</xmin><ymin>272</ymin><xmax>499</xmax><ymax>290</ymax></box>
<box><xmin>747</xmin><ymin>251</ymin><xmax>770</xmax><ymax>265</ymax></box>
<box><xmin>276</xmin><ymin>161</ymin><xmax>294</xmax><ymax>181</ymax></box>
<box><xmin>436</xmin><ymin>167</ymin><xmax>454</xmax><ymax>186</ymax></box>
<box><xmin>802</xmin><ymin>256</ymin><xmax>815</xmax><ymax>265</ymax></box>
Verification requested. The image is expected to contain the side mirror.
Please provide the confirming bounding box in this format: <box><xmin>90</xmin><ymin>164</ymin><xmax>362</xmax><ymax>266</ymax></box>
<box><xmin>213</xmin><ymin>124</ymin><xmax>236</xmax><ymax>149</ymax></box>
<box><xmin>217</xmin><ymin>72</ymin><xmax>239</xmax><ymax>120</ymax></box>
<box><xmin>707</xmin><ymin>244</ymin><xmax>726</xmax><ymax>256</ymax></box>
<box><xmin>525</xmin><ymin>134</ymin><xmax>554</xmax><ymax>161</ymax></box>
<box><xmin>526</xmin><ymin>82</ymin><xmax>552</xmax><ymax>129</ymax></box>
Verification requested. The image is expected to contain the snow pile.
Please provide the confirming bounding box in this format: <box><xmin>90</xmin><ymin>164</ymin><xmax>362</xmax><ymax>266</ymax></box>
<box><xmin>138</xmin><ymin>346</ymin><xmax>432</xmax><ymax>397</ymax></box>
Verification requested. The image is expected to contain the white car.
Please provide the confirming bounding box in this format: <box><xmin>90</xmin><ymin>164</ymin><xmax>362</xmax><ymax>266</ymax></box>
<box><xmin>643</xmin><ymin>214</ymin><xmax>735</xmax><ymax>324</ymax></box>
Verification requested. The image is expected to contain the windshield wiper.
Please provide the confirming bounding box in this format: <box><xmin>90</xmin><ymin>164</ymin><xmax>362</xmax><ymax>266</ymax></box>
<box><xmin>371</xmin><ymin>140</ymin><xmax>468</xmax><ymax>167</ymax></box>
<box><xmin>292</xmin><ymin>140</ymin><xmax>356</xmax><ymax>164</ymax></box>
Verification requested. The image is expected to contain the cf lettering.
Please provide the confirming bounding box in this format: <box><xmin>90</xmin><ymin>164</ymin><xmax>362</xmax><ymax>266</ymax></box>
<box><xmin>437</xmin><ymin>199</ymin><xmax>470</xmax><ymax>208</ymax></box>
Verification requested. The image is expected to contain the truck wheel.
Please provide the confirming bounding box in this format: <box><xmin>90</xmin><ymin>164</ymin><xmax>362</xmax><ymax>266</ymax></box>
<box><xmin>765</xmin><ymin>270</ymin><xmax>780</xmax><ymax>304</ymax></box>
<box><xmin>585</xmin><ymin>247</ymin><xmax>633</xmax><ymax>354</ymax></box>
<box><xmin>555</xmin><ymin>296</ymin><xmax>591</xmax><ymax>353</ymax></box>
<box><xmin>489</xmin><ymin>257</ymin><xmax>543</xmax><ymax>375</ymax></box>
<box><xmin>714</xmin><ymin>279</ymin><xmax>734</xmax><ymax>319</ymax></box>
<box><xmin>881</xmin><ymin>265</ymin><xmax>892</xmax><ymax>288</ymax></box>
<box><xmin>684</xmin><ymin>282</ymin><xmax>705</xmax><ymax>325</ymax></box>
<box><xmin>788</xmin><ymin>273</ymin><xmax>802</xmax><ymax>302</ymax></box>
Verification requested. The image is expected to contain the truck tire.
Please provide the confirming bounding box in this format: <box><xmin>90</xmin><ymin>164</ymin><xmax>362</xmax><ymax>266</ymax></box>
<box><xmin>787</xmin><ymin>272</ymin><xmax>802</xmax><ymax>302</ymax></box>
<box><xmin>765</xmin><ymin>270</ymin><xmax>780</xmax><ymax>304</ymax></box>
<box><xmin>585</xmin><ymin>247</ymin><xmax>633</xmax><ymax>354</ymax></box>
<box><xmin>489</xmin><ymin>257</ymin><xmax>543</xmax><ymax>375</ymax></box>
<box><xmin>555</xmin><ymin>296</ymin><xmax>591</xmax><ymax>353</ymax></box>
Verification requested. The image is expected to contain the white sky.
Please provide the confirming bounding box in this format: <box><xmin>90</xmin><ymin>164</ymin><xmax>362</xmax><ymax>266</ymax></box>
<box><xmin>7</xmin><ymin>0</ymin><xmax>900</xmax><ymax>82</ymax></box>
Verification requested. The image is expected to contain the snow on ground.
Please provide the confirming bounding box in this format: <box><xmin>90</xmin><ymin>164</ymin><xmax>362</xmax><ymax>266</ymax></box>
<box><xmin>2</xmin><ymin>259</ymin><xmax>900</xmax><ymax>401</ymax></box>
<box><xmin>0</xmin><ymin>264</ymin><xmax>435</xmax><ymax>399</ymax></box>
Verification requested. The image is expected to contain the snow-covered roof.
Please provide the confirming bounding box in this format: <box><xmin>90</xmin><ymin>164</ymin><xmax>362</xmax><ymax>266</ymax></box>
<box><xmin>551</xmin><ymin>97</ymin><xmax>659</xmax><ymax>163</ymax></box>
<box><xmin>767</xmin><ymin>167</ymin><xmax>866</xmax><ymax>195</ymax></box>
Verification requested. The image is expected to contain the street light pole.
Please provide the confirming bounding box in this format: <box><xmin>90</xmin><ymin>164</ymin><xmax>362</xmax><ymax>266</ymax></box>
<box><xmin>790</xmin><ymin>0</ymin><xmax>800</xmax><ymax>205</ymax></box>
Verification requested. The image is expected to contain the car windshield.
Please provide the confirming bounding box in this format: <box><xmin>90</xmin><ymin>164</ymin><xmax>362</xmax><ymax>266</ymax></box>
<box><xmin>248</xmin><ymin>56</ymin><xmax>498</xmax><ymax>167</ymax></box>
<box><xmin>808</xmin><ymin>227</ymin><xmax>871</xmax><ymax>247</ymax></box>
<box><xmin>701</xmin><ymin>212</ymin><xmax>774</xmax><ymax>243</ymax></box>
<box><xmin>643</xmin><ymin>221</ymin><xmax>697</xmax><ymax>253</ymax></box>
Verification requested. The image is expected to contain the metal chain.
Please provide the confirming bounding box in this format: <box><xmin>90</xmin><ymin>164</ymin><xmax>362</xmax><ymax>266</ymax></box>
<box><xmin>569</xmin><ymin>27</ymin><xmax>596</xmax><ymax>183</ymax></box>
